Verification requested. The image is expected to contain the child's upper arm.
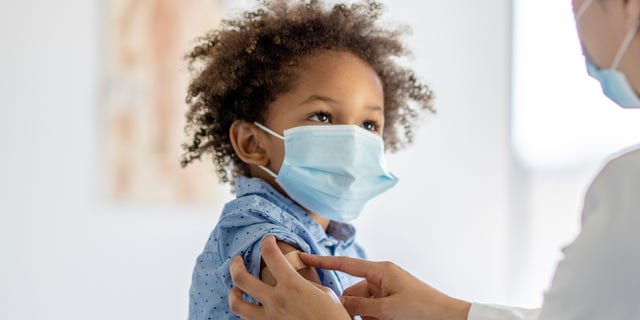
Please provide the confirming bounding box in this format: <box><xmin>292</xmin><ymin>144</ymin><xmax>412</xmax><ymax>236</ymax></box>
<box><xmin>259</xmin><ymin>240</ymin><xmax>321</xmax><ymax>286</ymax></box>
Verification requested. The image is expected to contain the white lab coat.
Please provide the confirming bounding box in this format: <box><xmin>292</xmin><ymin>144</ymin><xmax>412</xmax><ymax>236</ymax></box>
<box><xmin>468</xmin><ymin>145</ymin><xmax>640</xmax><ymax>320</ymax></box>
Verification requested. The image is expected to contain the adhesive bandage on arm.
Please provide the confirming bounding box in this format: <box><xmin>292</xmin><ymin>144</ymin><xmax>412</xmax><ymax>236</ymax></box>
<box><xmin>260</xmin><ymin>250</ymin><xmax>308</xmax><ymax>286</ymax></box>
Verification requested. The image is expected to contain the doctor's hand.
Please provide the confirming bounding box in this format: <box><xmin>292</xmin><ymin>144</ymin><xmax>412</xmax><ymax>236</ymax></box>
<box><xmin>228</xmin><ymin>236</ymin><xmax>350</xmax><ymax>320</ymax></box>
<box><xmin>300</xmin><ymin>254</ymin><xmax>472</xmax><ymax>320</ymax></box>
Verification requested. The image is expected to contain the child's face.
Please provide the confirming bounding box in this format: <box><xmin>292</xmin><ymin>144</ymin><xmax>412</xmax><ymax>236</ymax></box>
<box><xmin>260</xmin><ymin>50</ymin><xmax>385</xmax><ymax>175</ymax></box>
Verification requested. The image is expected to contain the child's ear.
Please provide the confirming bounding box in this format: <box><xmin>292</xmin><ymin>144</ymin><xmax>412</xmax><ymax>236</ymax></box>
<box><xmin>229</xmin><ymin>120</ymin><xmax>268</xmax><ymax>166</ymax></box>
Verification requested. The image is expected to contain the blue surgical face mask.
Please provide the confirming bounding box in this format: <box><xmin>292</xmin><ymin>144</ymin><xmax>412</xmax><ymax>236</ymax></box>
<box><xmin>254</xmin><ymin>122</ymin><xmax>398</xmax><ymax>222</ymax></box>
<box><xmin>577</xmin><ymin>0</ymin><xmax>640</xmax><ymax>108</ymax></box>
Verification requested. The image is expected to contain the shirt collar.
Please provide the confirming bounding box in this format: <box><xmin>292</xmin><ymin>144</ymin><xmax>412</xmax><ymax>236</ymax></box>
<box><xmin>325</xmin><ymin>220</ymin><xmax>357</xmax><ymax>247</ymax></box>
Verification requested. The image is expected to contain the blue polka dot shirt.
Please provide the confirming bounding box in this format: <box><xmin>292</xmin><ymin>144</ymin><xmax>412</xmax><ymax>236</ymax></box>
<box><xmin>188</xmin><ymin>177</ymin><xmax>367</xmax><ymax>320</ymax></box>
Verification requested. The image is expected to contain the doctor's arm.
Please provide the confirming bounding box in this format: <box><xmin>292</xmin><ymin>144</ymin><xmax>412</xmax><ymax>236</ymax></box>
<box><xmin>303</xmin><ymin>254</ymin><xmax>540</xmax><ymax>320</ymax></box>
<box><xmin>300</xmin><ymin>254</ymin><xmax>473</xmax><ymax>320</ymax></box>
<box><xmin>230</xmin><ymin>237</ymin><xmax>472</xmax><ymax>320</ymax></box>
<box><xmin>230</xmin><ymin>236</ymin><xmax>537</xmax><ymax>320</ymax></box>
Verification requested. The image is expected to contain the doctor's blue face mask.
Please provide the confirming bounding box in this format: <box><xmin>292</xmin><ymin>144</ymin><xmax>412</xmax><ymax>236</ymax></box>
<box><xmin>254</xmin><ymin>122</ymin><xmax>398</xmax><ymax>223</ymax></box>
<box><xmin>577</xmin><ymin>0</ymin><xmax>640</xmax><ymax>108</ymax></box>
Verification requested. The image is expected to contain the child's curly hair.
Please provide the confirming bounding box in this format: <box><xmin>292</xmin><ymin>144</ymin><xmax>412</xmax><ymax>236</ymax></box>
<box><xmin>182</xmin><ymin>0</ymin><xmax>435</xmax><ymax>183</ymax></box>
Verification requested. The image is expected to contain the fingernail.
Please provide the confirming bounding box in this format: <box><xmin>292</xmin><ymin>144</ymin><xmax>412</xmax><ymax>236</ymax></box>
<box><xmin>263</xmin><ymin>235</ymin><xmax>274</xmax><ymax>243</ymax></box>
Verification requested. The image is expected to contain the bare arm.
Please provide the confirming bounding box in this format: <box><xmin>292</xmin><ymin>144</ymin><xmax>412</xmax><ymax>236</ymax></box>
<box><xmin>258</xmin><ymin>241</ymin><xmax>321</xmax><ymax>285</ymax></box>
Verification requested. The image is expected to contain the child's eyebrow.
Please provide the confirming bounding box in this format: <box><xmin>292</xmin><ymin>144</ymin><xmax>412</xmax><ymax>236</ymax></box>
<box><xmin>301</xmin><ymin>95</ymin><xmax>383</xmax><ymax>111</ymax></box>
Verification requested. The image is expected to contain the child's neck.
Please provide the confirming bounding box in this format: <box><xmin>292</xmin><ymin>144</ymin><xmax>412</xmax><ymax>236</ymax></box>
<box><xmin>308</xmin><ymin>212</ymin><xmax>330</xmax><ymax>230</ymax></box>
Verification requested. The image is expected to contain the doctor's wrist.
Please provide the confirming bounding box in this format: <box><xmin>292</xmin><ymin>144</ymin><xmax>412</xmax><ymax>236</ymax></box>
<box><xmin>436</xmin><ymin>296</ymin><xmax>471</xmax><ymax>320</ymax></box>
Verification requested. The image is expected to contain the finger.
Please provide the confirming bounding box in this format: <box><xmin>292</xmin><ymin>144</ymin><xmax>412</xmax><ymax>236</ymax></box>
<box><xmin>341</xmin><ymin>295</ymin><xmax>384</xmax><ymax>318</ymax></box>
<box><xmin>260</xmin><ymin>235</ymin><xmax>300</xmax><ymax>284</ymax></box>
<box><xmin>300</xmin><ymin>254</ymin><xmax>383</xmax><ymax>283</ymax></box>
<box><xmin>342</xmin><ymin>280</ymin><xmax>373</xmax><ymax>298</ymax></box>
<box><xmin>228</xmin><ymin>286</ymin><xmax>263</xmax><ymax>320</ymax></box>
<box><xmin>229</xmin><ymin>255</ymin><xmax>271</xmax><ymax>303</ymax></box>
<box><xmin>345</xmin><ymin>279</ymin><xmax>385</xmax><ymax>298</ymax></box>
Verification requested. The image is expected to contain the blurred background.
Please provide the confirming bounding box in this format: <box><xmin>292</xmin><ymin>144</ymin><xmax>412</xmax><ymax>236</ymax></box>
<box><xmin>2</xmin><ymin>0</ymin><xmax>640</xmax><ymax>319</ymax></box>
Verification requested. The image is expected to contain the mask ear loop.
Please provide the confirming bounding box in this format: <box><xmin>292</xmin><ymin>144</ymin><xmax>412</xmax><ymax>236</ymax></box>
<box><xmin>254</xmin><ymin>122</ymin><xmax>284</xmax><ymax>140</ymax></box>
<box><xmin>253</xmin><ymin>122</ymin><xmax>283</xmax><ymax>179</ymax></box>
<box><xmin>611</xmin><ymin>20</ymin><xmax>640</xmax><ymax>70</ymax></box>
<box><xmin>258</xmin><ymin>165</ymin><xmax>278</xmax><ymax>179</ymax></box>
<box><xmin>576</xmin><ymin>0</ymin><xmax>595</xmax><ymax>22</ymax></box>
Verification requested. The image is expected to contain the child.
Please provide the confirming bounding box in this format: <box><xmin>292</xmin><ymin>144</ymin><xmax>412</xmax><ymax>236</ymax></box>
<box><xmin>182</xmin><ymin>0</ymin><xmax>434</xmax><ymax>318</ymax></box>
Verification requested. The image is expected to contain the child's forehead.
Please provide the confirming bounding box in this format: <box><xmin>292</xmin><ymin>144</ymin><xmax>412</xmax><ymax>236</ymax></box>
<box><xmin>262</xmin><ymin>50</ymin><xmax>385</xmax><ymax>122</ymax></box>
<box><xmin>288</xmin><ymin>50</ymin><xmax>382</xmax><ymax>88</ymax></box>
<box><xmin>285</xmin><ymin>51</ymin><xmax>382</xmax><ymax>91</ymax></box>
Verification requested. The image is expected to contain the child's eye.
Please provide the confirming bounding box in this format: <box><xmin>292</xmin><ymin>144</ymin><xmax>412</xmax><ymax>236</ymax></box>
<box><xmin>308</xmin><ymin>112</ymin><xmax>332</xmax><ymax>123</ymax></box>
<box><xmin>362</xmin><ymin>120</ymin><xmax>379</xmax><ymax>132</ymax></box>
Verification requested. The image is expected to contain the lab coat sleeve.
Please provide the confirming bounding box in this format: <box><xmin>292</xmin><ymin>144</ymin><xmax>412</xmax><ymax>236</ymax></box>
<box><xmin>468</xmin><ymin>303</ymin><xmax>540</xmax><ymax>320</ymax></box>
<box><xmin>470</xmin><ymin>147</ymin><xmax>640</xmax><ymax>320</ymax></box>
<box><xmin>534</xmin><ymin>147</ymin><xmax>640</xmax><ymax>319</ymax></box>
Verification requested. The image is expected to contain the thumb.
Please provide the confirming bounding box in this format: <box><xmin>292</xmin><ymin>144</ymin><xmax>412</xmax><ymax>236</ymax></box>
<box><xmin>341</xmin><ymin>295</ymin><xmax>384</xmax><ymax>318</ymax></box>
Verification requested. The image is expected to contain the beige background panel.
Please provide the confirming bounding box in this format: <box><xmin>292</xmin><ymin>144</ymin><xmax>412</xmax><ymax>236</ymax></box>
<box><xmin>104</xmin><ymin>0</ymin><xmax>224</xmax><ymax>203</ymax></box>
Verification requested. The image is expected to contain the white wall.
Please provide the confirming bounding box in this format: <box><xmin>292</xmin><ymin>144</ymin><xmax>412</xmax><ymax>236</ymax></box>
<box><xmin>507</xmin><ymin>168</ymin><xmax>593</xmax><ymax>306</ymax></box>
<box><xmin>355</xmin><ymin>0</ymin><xmax>514</xmax><ymax>304</ymax></box>
<box><xmin>0</xmin><ymin>1</ymin><xmax>230</xmax><ymax>319</ymax></box>
<box><xmin>1</xmin><ymin>0</ymin><xmax>537</xmax><ymax>319</ymax></box>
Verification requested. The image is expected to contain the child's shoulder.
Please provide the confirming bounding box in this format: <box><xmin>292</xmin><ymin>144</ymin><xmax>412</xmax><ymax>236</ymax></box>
<box><xmin>204</xmin><ymin>176</ymin><xmax>320</xmax><ymax>259</ymax></box>
<box><xmin>220</xmin><ymin>176</ymin><xmax>304</xmax><ymax>226</ymax></box>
